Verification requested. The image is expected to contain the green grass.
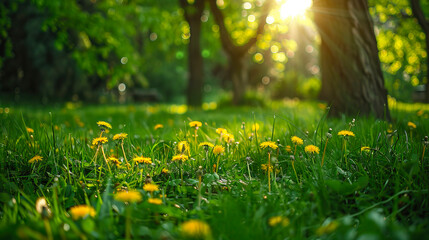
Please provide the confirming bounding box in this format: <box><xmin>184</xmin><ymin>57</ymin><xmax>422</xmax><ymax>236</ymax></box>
<box><xmin>0</xmin><ymin>100</ymin><xmax>428</xmax><ymax>239</ymax></box>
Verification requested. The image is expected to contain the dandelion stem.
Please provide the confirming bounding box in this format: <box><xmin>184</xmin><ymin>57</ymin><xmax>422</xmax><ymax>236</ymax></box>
<box><xmin>43</xmin><ymin>219</ymin><xmax>53</xmax><ymax>240</ymax></box>
<box><xmin>198</xmin><ymin>175</ymin><xmax>202</xmax><ymax>209</ymax></box>
<box><xmin>247</xmin><ymin>161</ymin><xmax>252</xmax><ymax>180</ymax></box>
<box><xmin>422</xmin><ymin>145</ymin><xmax>426</xmax><ymax>169</ymax></box>
<box><xmin>321</xmin><ymin>138</ymin><xmax>329</xmax><ymax>167</ymax></box>
<box><xmin>121</xmin><ymin>142</ymin><xmax>129</xmax><ymax>169</ymax></box>
<box><xmin>268</xmin><ymin>152</ymin><xmax>271</xmax><ymax>193</ymax></box>
<box><xmin>291</xmin><ymin>160</ymin><xmax>299</xmax><ymax>184</ymax></box>
<box><xmin>101</xmin><ymin>146</ymin><xmax>112</xmax><ymax>174</ymax></box>
<box><xmin>215</xmin><ymin>155</ymin><xmax>220</xmax><ymax>174</ymax></box>
<box><xmin>294</xmin><ymin>144</ymin><xmax>297</xmax><ymax>156</ymax></box>
<box><xmin>180</xmin><ymin>162</ymin><xmax>184</xmax><ymax>185</ymax></box>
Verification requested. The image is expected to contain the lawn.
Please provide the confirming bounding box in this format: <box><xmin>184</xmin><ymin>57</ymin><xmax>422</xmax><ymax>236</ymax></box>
<box><xmin>0</xmin><ymin>100</ymin><xmax>428</xmax><ymax>239</ymax></box>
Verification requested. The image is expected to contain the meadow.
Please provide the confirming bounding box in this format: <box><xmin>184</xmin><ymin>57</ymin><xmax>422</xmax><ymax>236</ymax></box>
<box><xmin>0</xmin><ymin>99</ymin><xmax>428</xmax><ymax>239</ymax></box>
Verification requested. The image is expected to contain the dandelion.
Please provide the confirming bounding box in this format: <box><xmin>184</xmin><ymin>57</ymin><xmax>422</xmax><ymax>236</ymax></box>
<box><xmin>316</xmin><ymin>221</ymin><xmax>339</xmax><ymax>236</ymax></box>
<box><xmin>113</xmin><ymin>133</ymin><xmax>129</xmax><ymax>167</ymax></box>
<box><xmin>154</xmin><ymin>124</ymin><xmax>164</xmax><ymax>130</ymax></box>
<box><xmin>26</xmin><ymin>127</ymin><xmax>34</xmax><ymax>133</ymax></box>
<box><xmin>177</xmin><ymin>141</ymin><xmax>190</xmax><ymax>155</ymax></box>
<box><xmin>361</xmin><ymin>146</ymin><xmax>370</xmax><ymax>152</ymax></box>
<box><xmin>260</xmin><ymin>141</ymin><xmax>278</xmax><ymax>150</ymax></box>
<box><xmin>285</xmin><ymin>145</ymin><xmax>292</xmax><ymax>153</ymax></box>
<box><xmin>252</xmin><ymin>123</ymin><xmax>260</xmax><ymax>132</ymax></box>
<box><xmin>92</xmin><ymin>137</ymin><xmax>108</xmax><ymax>146</ymax></box>
<box><xmin>216</xmin><ymin>128</ymin><xmax>228</xmax><ymax>142</ymax></box>
<box><xmin>338</xmin><ymin>130</ymin><xmax>355</xmax><ymax>167</ymax></box>
<box><xmin>69</xmin><ymin>205</ymin><xmax>96</xmax><ymax>220</ymax></box>
<box><xmin>29</xmin><ymin>155</ymin><xmax>43</xmax><ymax>164</ymax></box>
<box><xmin>199</xmin><ymin>142</ymin><xmax>214</xmax><ymax>148</ymax></box>
<box><xmin>133</xmin><ymin>156</ymin><xmax>152</xmax><ymax>165</ymax></box>
<box><xmin>180</xmin><ymin>220</ymin><xmax>212</xmax><ymax>239</ymax></box>
<box><xmin>114</xmin><ymin>190</ymin><xmax>142</xmax><ymax>203</ymax></box>
<box><xmin>408</xmin><ymin>121</ymin><xmax>416</xmax><ymax>139</ymax></box>
<box><xmin>172</xmin><ymin>154</ymin><xmax>189</xmax><ymax>162</ymax></box>
<box><xmin>291</xmin><ymin>136</ymin><xmax>303</xmax><ymax>155</ymax></box>
<box><xmin>222</xmin><ymin>133</ymin><xmax>235</xmax><ymax>143</ymax></box>
<box><xmin>97</xmin><ymin>121</ymin><xmax>112</xmax><ymax>130</ymax></box>
<box><xmin>189</xmin><ymin>121</ymin><xmax>202</xmax><ymax>128</ymax></box>
<box><xmin>148</xmin><ymin>198</ymin><xmax>162</xmax><ymax>205</ymax></box>
<box><xmin>91</xmin><ymin>137</ymin><xmax>111</xmax><ymax>173</ymax></box>
<box><xmin>143</xmin><ymin>183</ymin><xmax>159</xmax><ymax>193</ymax></box>
<box><xmin>213</xmin><ymin>145</ymin><xmax>225</xmax><ymax>155</ymax></box>
<box><xmin>36</xmin><ymin>197</ymin><xmax>53</xmax><ymax>240</ymax></box>
<box><xmin>337</xmin><ymin>130</ymin><xmax>355</xmax><ymax>137</ymax></box>
<box><xmin>108</xmin><ymin>156</ymin><xmax>121</xmax><ymax>167</ymax></box>
<box><xmin>162</xmin><ymin>168</ymin><xmax>169</xmax><ymax>174</ymax></box>
<box><xmin>305</xmin><ymin>145</ymin><xmax>320</xmax><ymax>154</ymax></box>
<box><xmin>261</xmin><ymin>164</ymin><xmax>273</xmax><ymax>172</ymax></box>
<box><xmin>268</xmin><ymin>216</ymin><xmax>290</xmax><ymax>227</ymax></box>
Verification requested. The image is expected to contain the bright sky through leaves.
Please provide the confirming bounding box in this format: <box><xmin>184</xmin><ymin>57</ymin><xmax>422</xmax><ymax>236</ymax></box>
<box><xmin>279</xmin><ymin>0</ymin><xmax>312</xmax><ymax>19</ymax></box>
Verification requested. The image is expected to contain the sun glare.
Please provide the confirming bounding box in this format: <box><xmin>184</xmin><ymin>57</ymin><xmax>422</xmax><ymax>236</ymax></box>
<box><xmin>279</xmin><ymin>0</ymin><xmax>312</xmax><ymax>19</ymax></box>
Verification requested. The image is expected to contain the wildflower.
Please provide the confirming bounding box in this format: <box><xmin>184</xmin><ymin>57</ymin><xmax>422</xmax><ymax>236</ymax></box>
<box><xmin>113</xmin><ymin>133</ymin><xmax>128</xmax><ymax>141</ymax></box>
<box><xmin>180</xmin><ymin>220</ymin><xmax>212</xmax><ymax>239</ymax></box>
<box><xmin>252</xmin><ymin>123</ymin><xmax>260</xmax><ymax>132</ymax></box>
<box><xmin>213</xmin><ymin>145</ymin><xmax>225</xmax><ymax>155</ymax></box>
<box><xmin>133</xmin><ymin>156</ymin><xmax>152</xmax><ymax>164</ymax></box>
<box><xmin>361</xmin><ymin>146</ymin><xmax>370</xmax><ymax>152</ymax></box>
<box><xmin>316</xmin><ymin>221</ymin><xmax>339</xmax><ymax>236</ymax></box>
<box><xmin>143</xmin><ymin>183</ymin><xmax>159</xmax><ymax>192</ymax></box>
<box><xmin>268</xmin><ymin>216</ymin><xmax>290</xmax><ymax>227</ymax></box>
<box><xmin>199</xmin><ymin>142</ymin><xmax>214</xmax><ymax>148</ymax></box>
<box><xmin>261</xmin><ymin>164</ymin><xmax>273</xmax><ymax>172</ymax></box>
<box><xmin>69</xmin><ymin>205</ymin><xmax>96</xmax><ymax>220</ymax></box>
<box><xmin>305</xmin><ymin>145</ymin><xmax>320</xmax><ymax>154</ymax></box>
<box><xmin>408</xmin><ymin>121</ymin><xmax>417</xmax><ymax>129</ymax></box>
<box><xmin>26</xmin><ymin>127</ymin><xmax>34</xmax><ymax>133</ymax></box>
<box><xmin>97</xmin><ymin>121</ymin><xmax>112</xmax><ymax>130</ymax></box>
<box><xmin>172</xmin><ymin>154</ymin><xmax>189</xmax><ymax>162</ymax></box>
<box><xmin>222</xmin><ymin>133</ymin><xmax>235</xmax><ymax>143</ymax></box>
<box><xmin>148</xmin><ymin>198</ymin><xmax>162</xmax><ymax>205</ymax></box>
<box><xmin>260</xmin><ymin>141</ymin><xmax>278</xmax><ymax>150</ymax></box>
<box><xmin>417</xmin><ymin>110</ymin><xmax>424</xmax><ymax>117</ymax></box>
<box><xmin>189</xmin><ymin>121</ymin><xmax>202</xmax><ymax>128</ymax></box>
<box><xmin>108</xmin><ymin>156</ymin><xmax>121</xmax><ymax>166</ymax></box>
<box><xmin>216</xmin><ymin>128</ymin><xmax>227</xmax><ymax>135</ymax></box>
<box><xmin>178</xmin><ymin>141</ymin><xmax>190</xmax><ymax>154</ymax></box>
<box><xmin>291</xmin><ymin>136</ymin><xmax>304</xmax><ymax>145</ymax></box>
<box><xmin>162</xmin><ymin>168</ymin><xmax>169</xmax><ymax>174</ymax></box>
<box><xmin>154</xmin><ymin>124</ymin><xmax>164</xmax><ymax>130</ymax></box>
<box><xmin>285</xmin><ymin>145</ymin><xmax>292</xmax><ymax>153</ymax></box>
<box><xmin>337</xmin><ymin>130</ymin><xmax>355</xmax><ymax>137</ymax></box>
<box><xmin>29</xmin><ymin>155</ymin><xmax>43</xmax><ymax>163</ymax></box>
<box><xmin>114</xmin><ymin>190</ymin><xmax>142</xmax><ymax>203</ymax></box>
<box><xmin>92</xmin><ymin>137</ymin><xmax>108</xmax><ymax>146</ymax></box>
<box><xmin>35</xmin><ymin>197</ymin><xmax>52</xmax><ymax>219</ymax></box>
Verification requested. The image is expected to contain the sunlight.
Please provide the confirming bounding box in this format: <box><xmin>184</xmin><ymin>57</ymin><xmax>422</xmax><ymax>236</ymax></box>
<box><xmin>279</xmin><ymin>0</ymin><xmax>312</xmax><ymax>19</ymax></box>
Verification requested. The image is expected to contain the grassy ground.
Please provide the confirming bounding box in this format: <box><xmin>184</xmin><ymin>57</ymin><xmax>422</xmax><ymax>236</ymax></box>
<box><xmin>0</xmin><ymin>100</ymin><xmax>428</xmax><ymax>239</ymax></box>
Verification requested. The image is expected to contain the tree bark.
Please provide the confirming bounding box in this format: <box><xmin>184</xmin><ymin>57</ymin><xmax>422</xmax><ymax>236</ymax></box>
<box><xmin>313</xmin><ymin>0</ymin><xmax>391</xmax><ymax>120</ymax></box>
<box><xmin>410</xmin><ymin>0</ymin><xmax>429</xmax><ymax>103</ymax></box>
<box><xmin>180</xmin><ymin>0</ymin><xmax>205</xmax><ymax>107</ymax></box>
<box><xmin>208</xmin><ymin>0</ymin><xmax>272</xmax><ymax>105</ymax></box>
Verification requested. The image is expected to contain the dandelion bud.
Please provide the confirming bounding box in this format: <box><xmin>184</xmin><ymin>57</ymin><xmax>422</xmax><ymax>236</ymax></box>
<box><xmin>290</xmin><ymin>155</ymin><xmax>295</xmax><ymax>161</ymax></box>
<box><xmin>196</xmin><ymin>166</ymin><xmax>203</xmax><ymax>178</ymax></box>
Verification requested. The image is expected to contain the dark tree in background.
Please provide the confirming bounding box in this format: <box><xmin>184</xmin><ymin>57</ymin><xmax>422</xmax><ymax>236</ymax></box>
<box><xmin>180</xmin><ymin>0</ymin><xmax>205</xmax><ymax>107</ymax></box>
<box><xmin>314</xmin><ymin>0</ymin><xmax>391</xmax><ymax>119</ymax></box>
<box><xmin>410</xmin><ymin>0</ymin><xmax>429</xmax><ymax>102</ymax></box>
<box><xmin>208</xmin><ymin>0</ymin><xmax>273</xmax><ymax>105</ymax></box>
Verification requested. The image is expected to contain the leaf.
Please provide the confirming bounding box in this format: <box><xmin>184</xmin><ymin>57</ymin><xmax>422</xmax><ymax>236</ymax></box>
<box><xmin>326</xmin><ymin>176</ymin><xmax>369</xmax><ymax>196</ymax></box>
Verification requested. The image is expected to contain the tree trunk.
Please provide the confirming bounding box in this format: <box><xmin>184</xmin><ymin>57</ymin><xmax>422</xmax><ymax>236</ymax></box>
<box><xmin>410</xmin><ymin>0</ymin><xmax>429</xmax><ymax>103</ymax></box>
<box><xmin>314</xmin><ymin>0</ymin><xmax>391</xmax><ymax>120</ymax></box>
<box><xmin>230</xmin><ymin>56</ymin><xmax>247</xmax><ymax>105</ymax></box>
<box><xmin>180</xmin><ymin>0</ymin><xmax>205</xmax><ymax>107</ymax></box>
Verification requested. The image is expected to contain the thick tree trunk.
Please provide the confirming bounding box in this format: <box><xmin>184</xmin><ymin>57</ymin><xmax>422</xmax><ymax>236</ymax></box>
<box><xmin>410</xmin><ymin>0</ymin><xmax>429</xmax><ymax>103</ymax></box>
<box><xmin>229</xmin><ymin>56</ymin><xmax>247</xmax><ymax>105</ymax></box>
<box><xmin>314</xmin><ymin>0</ymin><xmax>391</xmax><ymax>120</ymax></box>
<box><xmin>180</xmin><ymin>0</ymin><xmax>204</xmax><ymax>107</ymax></box>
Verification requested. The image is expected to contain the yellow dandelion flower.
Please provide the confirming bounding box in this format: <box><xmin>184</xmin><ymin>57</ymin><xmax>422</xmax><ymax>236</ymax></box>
<box><xmin>92</xmin><ymin>137</ymin><xmax>108</xmax><ymax>146</ymax></box>
<box><xmin>148</xmin><ymin>198</ymin><xmax>162</xmax><ymax>205</ymax></box>
<box><xmin>407</xmin><ymin>121</ymin><xmax>416</xmax><ymax>129</ymax></box>
<box><xmin>172</xmin><ymin>154</ymin><xmax>189</xmax><ymax>162</ymax></box>
<box><xmin>216</xmin><ymin>128</ymin><xmax>228</xmax><ymax>135</ymax></box>
<box><xmin>291</xmin><ymin>136</ymin><xmax>304</xmax><ymax>145</ymax></box>
<box><xmin>261</xmin><ymin>164</ymin><xmax>273</xmax><ymax>172</ymax></box>
<box><xmin>285</xmin><ymin>145</ymin><xmax>292</xmax><ymax>153</ymax></box>
<box><xmin>268</xmin><ymin>216</ymin><xmax>290</xmax><ymax>227</ymax></box>
<box><xmin>178</xmin><ymin>141</ymin><xmax>190</xmax><ymax>153</ymax></box>
<box><xmin>316</xmin><ymin>221</ymin><xmax>339</xmax><ymax>236</ymax></box>
<box><xmin>199</xmin><ymin>142</ymin><xmax>214</xmax><ymax>148</ymax></box>
<box><xmin>143</xmin><ymin>183</ymin><xmax>159</xmax><ymax>192</ymax></box>
<box><xmin>97</xmin><ymin>121</ymin><xmax>112</xmax><ymax>129</ymax></box>
<box><xmin>154</xmin><ymin>124</ymin><xmax>164</xmax><ymax>130</ymax></box>
<box><xmin>189</xmin><ymin>121</ymin><xmax>202</xmax><ymax>128</ymax></box>
<box><xmin>108</xmin><ymin>156</ymin><xmax>121</xmax><ymax>166</ymax></box>
<box><xmin>26</xmin><ymin>127</ymin><xmax>34</xmax><ymax>133</ymax></box>
<box><xmin>113</xmin><ymin>133</ymin><xmax>128</xmax><ymax>140</ymax></box>
<box><xmin>260</xmin><ymin>141</ymin><xmax>278</xmax><ymax>150</ymax></box>
<box><xmin>162</xmin><ymin>168</ymin><xmax>169</xmax><ymax>174</ymax></box>
<box><xmin>222</xmin><ymin>133</ymin><xmax>235</xmax><ymax>142</ymax></box>
<box><xmin>29</xmin><ymin>155</ymin><xmax>43</xmax><ymax>164</ymax></box>
<box><xmin>337</xmin><ymin>130</ymin><xmax>355</xmax><ymax>137</ymax></box>
<box><xmin>305</xmin><ymin>145</ymin><xmax>320</xmax><ymax>154</ymax></box>
<box><xmin>417</xmin><ymin>110</ymin><xmax>424</xmax><ymax>117</ymax></box>
<box><xmin>252</xmin><ymin>123</ymin><xmax>260</xmax><ymax>132</ymax></box>
<box><xmin>133</xmin><ymin>156</ymin><xmax>152</xmax><ymax>164</ymax></box>
<box><xmin>114</xmin><ymin>190</ymin><xmax>142</xmax><ymax>203</ymax></box>
<box><xmin>69</xmin><ymin>205</ymin><xmax>96</xmax><ymax>220</ymax></box>
<box><xmin>213</xmin><ymin>145</ymin><xmax>225</xmax><ymax>155</ymax></box>
<box><xmin>361</xmin><ymin>146</ymin><xmax>370</xmax><ymax>152</ymax></box>
<box><xmin>181</xmin><ymin>220</ymin><xmax>212</xmax><ymax>239</ymax></box>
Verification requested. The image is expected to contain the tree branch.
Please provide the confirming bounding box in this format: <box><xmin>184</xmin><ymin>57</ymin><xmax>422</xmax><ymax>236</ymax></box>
<box><xmin>410</xmin><ymin>0</ymin><xmax>429</xmax><ymax>34</ymax></box>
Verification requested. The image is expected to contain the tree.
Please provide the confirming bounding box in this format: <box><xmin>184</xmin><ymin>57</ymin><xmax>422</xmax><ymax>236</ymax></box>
<box><xmin>179</xmin><ymin>0</ymin><xmax>205</xmax><ymax>107</ymax></box>
<box><xmin>313</xmin><ymin>0</ymin><xmax>391</xmax><ymax>119</ymax></box>
<box><xmin>208</xmin><ymin>0</ymin><xmax>273</xmax><ymax>105</ymax></box>
<box><xmin>410</xmin><ymin>0</ymin><xmax>429</xmax><ymax>102</ymax></box>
